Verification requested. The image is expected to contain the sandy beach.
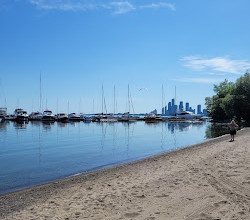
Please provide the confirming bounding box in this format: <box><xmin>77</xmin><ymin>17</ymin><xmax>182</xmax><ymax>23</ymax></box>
<box><xmin>1</xmin><ymin>128</ymin><xmax>250</xmax><ymax>220</ymax></box>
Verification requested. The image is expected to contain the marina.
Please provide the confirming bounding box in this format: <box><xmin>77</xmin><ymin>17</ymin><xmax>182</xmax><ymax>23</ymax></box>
<box><xmin>0</xmin><ymin>108</ymin><xmax>208</xmax><ymax>123</ymax></box>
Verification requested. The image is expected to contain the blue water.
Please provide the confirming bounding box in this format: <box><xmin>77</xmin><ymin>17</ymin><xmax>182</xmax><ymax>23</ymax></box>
<box><xmin>0</xmin><ymin>120</ymin><xmax>225</xmax><ymax>194</ymax></box>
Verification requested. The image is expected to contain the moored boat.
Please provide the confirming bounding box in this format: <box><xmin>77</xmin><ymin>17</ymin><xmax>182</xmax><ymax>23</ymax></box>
<box><xmin>29</xmin><ymin>111</ymin><xmax>43</xmax><ymax>120</ymax></box>
<box><xmin>68</xmin><ymin>113</ymin><xmax>81</xmax><ymax>121</ymax></box>
<box><xmin>14</xmin><ymin>109</ymin><xmax>29</xmax><ymax>121</ymax></box>
<box><xmin>42</xmin><ymin>110</ymin><xmax>56</xmax><ymax>121</ymax></box>
<box><xmin>56</xmin><ymin>113</ymin><xmax>69</xmax><ymax>122</ymax></box>
<box><xmin>176</xmin><ymin>110</ymin><xmax>202</xmax><ymax>120</ymax></box>
<box><xmin>0</xmin><ymin>107</ymin><xmax>7</xmax><ymax>118</ymax></box>
<box><xmin>4</xmin><ymin>114</ymin><xmax>16</xmax><ymax>121</ymax></box>
<box><xmin>144</xmin><ymin>114</ymin><xmax>162</xmax><ymax>122</ymax></box>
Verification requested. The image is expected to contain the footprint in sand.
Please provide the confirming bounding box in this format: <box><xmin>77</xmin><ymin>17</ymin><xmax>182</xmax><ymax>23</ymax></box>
<box><xmin>124</xmin><ymin>212</ymin><xmax>140</xmax><ymax>218</ymax></box>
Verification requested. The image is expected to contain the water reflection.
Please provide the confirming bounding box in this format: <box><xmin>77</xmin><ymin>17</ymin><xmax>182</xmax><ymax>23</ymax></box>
<box><xmin>13</xmin><ymin>121</ymin><xmax>29</xmax><ymax>129</ymax></box>
<box><xmin>0</xmin><ymin>120</ymin><xmax>8</xmax><ymax>131</ymax></box>
<box><xmin>205</xmin><ymin>123</ymin><xmax>229</xmax><ymax>138</ymax></box>
<box><xmin>42</xmin><ymin>121</ymin><xmax>55</xmax><ymax>130</ymax></box>
<box><xmin>0</xmin><ymin>121</ymin><xmax>230</xmax><ymax>194</ymax></box>
<box><xmin>57</xmin><ymin>121</ymin><xmax>68</xmax><ymax>128</ymax></box>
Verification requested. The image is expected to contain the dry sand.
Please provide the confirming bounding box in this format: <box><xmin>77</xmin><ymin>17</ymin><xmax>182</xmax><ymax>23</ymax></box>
<box><xmin>1</xmin><ymin>128</ymin><xmax>250</xmax><ymax>220</ymax></box>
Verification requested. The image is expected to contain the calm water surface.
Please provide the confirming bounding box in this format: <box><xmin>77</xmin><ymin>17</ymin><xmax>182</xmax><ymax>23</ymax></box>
<box><xmin>0</xmin><ymin>120</ymin><xmax>228</xmax><ymax>194</ymax></box>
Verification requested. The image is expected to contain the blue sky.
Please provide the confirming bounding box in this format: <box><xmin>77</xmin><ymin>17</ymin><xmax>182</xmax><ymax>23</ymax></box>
<box><xmin>0</xmin><ymin>0</ymin><xmax>250</xmax><ymax>114</ymax></box>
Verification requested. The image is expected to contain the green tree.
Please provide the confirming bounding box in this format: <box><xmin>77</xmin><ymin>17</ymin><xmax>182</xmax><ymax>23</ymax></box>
<box><xmin>205</xmin><ymin>79</ymin><xmax>234</xmax><ymax>121</ymax></box>
<box><xmin>233</xmin><ymin>72</ymin><xmax>250</xmax><ymax>123</ymax></box>
<box><xmin>205</xmin><ymin>72</ymin><xmax>250</xmax><ymax>124</ymax></box>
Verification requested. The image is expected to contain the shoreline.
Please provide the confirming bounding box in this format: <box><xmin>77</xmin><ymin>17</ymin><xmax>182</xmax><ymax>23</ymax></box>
<box><xmin>1</xmin><ymin>128</ymin><xmax>250</xmax><ymax>219</ymax></box>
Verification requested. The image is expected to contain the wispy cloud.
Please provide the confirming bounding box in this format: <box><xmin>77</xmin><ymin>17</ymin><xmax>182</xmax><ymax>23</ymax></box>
<box><xmin>181</xmin><ymin>56</ymin><xmax>250</xmax><ymax>74</ymax></box>
<box><xmin>140</xmin><ymin>3</ymin><xmax>176</xmax><ymax>11</ymax></box>
<box><xmin>175</xmin><ymin>77</ymin><xmax>224</xmax><ymax>84</ymax></box>
<box><xmin>28</xmin><ymin>0</ymin><xmax>96</xmax><ymax>11</ymax></box>
<box><xmin>27</xmin><ymin>0</ymin><xmax>175</xmax><ymax>14</ymax></box>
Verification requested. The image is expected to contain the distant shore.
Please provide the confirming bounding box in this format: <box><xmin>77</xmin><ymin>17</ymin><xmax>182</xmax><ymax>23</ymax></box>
<box><xmin>1</xmin><ymin>128</ymin><xmax>250</xmax><ymax>219</ymax></box>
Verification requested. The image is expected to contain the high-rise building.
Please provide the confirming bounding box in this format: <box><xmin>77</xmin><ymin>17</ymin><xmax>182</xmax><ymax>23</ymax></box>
<box><xmin>172</xmin><ymin>98</ymin><xmax>175</xmax><ymax>107</ymax></box>
<box><xmin>203</xmin><ymin>109</ymin><xmax>207</xmax><ymax>116</ymax></box>
<box><xmin>185</xmin><ymin>102</ymin><xmax>189</xmax><ymax>111</ymax></box>
<box><xmin>174</xmin><ymin>105</ymin><xmax>178</xmax><ymax>115</ymax></box>
<box><xmin>168</xmin><ymin>102</ymin><xmax>171</xmax><ymax>115</ymax></box>
<box><xmin>179</xmin><ymin>101</ymin><xmax>183</xmax><ymax>111</ymax></box>
<box><xmin>197</xmin><ymin>105</ymin><xmax>201</xmax><ymax>114</ymax></box>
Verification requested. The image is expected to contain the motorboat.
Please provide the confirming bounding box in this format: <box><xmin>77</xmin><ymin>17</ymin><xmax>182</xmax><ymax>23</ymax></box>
<box><xmin>100</xmin><ymin>114</ymin><xmax>117</xmax><ymax>122</ymax></box>
<box><xmin>68</xmin><ymin>113</ymin><xmax>81</xmax><ymax>121</ymax></box>
<box><xmin>117</xmin><ymin>112</ymin><xmax>138</xmax><ymax>122</ymax></box>
<box><xmin>14</xmin><ymin>109</ymin><xmax>29</xmax><ymax>121</ymax></box>
<box><xmin>144</xmin><ymin>114</ymin><xmax>162</xmax><ymax>122</ymax></box>
<box><xmin>4</xmin><ymin>114</ymin><xmax>16</xmax><ymax>121</ymax></box>
<box><xmin>56</xmin><ymin>113</ymin><xmax>69</xmax><ymax>122</ymax></box>
<box><xmin>42</xmin><ymin>110</ymin><xmax>56</xmax><ymax>121</ymax></box>
<box><xmin>80</xmin><ymin>114</ymin><xmax>92</xmax><ymax>122</ymax></box>
<box><xmin>29</xmin><ymin>111</ymin><xmax>43</xmax><ymax>120</ymax></box>
<box><xmin>0</xmin><ymin>107</ymin><xmax>7</xmax><ymax>118</ymax></box>
<box><xmin>176</xmin><ymin>110</ymin><xmax>203</xmax><ymax>120</ymax></box>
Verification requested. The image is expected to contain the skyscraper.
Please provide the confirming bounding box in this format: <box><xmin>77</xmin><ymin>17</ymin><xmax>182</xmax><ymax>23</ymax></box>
<box><xmin>179</xmin><ymin>101</ymin><xmax>183</xmax><ymax>111</ymax></box>
<box><xmin>168</xmin><ymin>102</ymin><xmax>171</xmax><ymax>115</ymax></box>
<box><xmin>185</xmin><ymin>102</ymin><xmax>189</xmax><ymax>111</ymax></box>
<box><xmin>197</xmin><ymin>105</ymin><xmax>201</xmax><ymax>114</ymax></box>
<box><xmin>172</xmin><ymin>98</ymin><xmax>175</xmax><ymax>107</ymax></box>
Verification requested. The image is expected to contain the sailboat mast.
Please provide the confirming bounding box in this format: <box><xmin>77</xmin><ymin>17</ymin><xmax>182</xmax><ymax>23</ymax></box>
<box><xmin>175</xmin><ymin>85</ymin><xmax>176</xmax><ymax>104</ymax></box>
<box><xmin>102</xmin><ymin>84</ymin><xmax>104</xmax><ymax>114</ymax></box>
<box><xmin>128</xmin><ymin>84</ymin><xmax>130</xmax><ymax>113</ymax></box>
<box><xmin>162</xmin><ymin>84</ymin><xmax>164</xmax><ymax>115</ymax></box>
<box><xmin>114</xmin><ymin>85</ymin><xmax>116</xmax><ymax>114</ymax></box>
<box><xmin>40</xmin><ymin>73</ymin><xmax>42</xmax><ymax>112</ymax></box>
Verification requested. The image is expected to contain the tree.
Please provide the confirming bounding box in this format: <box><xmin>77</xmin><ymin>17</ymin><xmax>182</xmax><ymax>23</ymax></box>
<box><xmin>205</xmin><ymin>72</ymin><xmax>250</xmax><ymax>124</ymax></box>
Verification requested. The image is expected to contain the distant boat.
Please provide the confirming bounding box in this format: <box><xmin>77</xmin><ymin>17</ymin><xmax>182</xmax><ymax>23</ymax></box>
<box><xmin>29</xmin><ymin>111</ymin><xmax>43</xmax><ymax>120</ymax></box>
<box><xmin>100</xmin><ymin>113</ymin><xmax>117</xmax><ymax>122</ymax></box>
<box><xmin>42</xmin><ymin>110</ymin><xmax>56</xmax><ymax>121</ymax></box>
<box><xmin>0</xmin><ymin>107</ymin><xmax>7</xmax><ymax>118</ymax></box>
<box><xmin>117</xmin><ymin>112</ymin><xmax>138</xmax><ymax>122</ymax></box>
<box><xmin>56</xmin><ymin>113</ymin><xmax>69</xmax><ymax>122</ymax></box>
<box><xmin>176</xmin><ymin>110</ymin><xmax>202</xmax><ymax>120</ymax></box>
<box><xmin>14</xmin><ymin>109</ymin><xmax>29</xmax><ymax>121</ymax></box>
<box><xmin>4</xmin><ymin>114</ymin><xmax>16</xmax><ymax>121</ymax></box>
<box><xmin>68</xmin><ymin>113</ymin><xmax>81</xmax><ymax>121</ymax></box>
<box><xmin>144</xmin><ymin>114</ymin><xmax>162</xmax><ymax>122</ymax></box>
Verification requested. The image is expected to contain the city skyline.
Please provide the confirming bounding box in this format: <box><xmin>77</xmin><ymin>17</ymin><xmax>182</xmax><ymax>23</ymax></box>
<box><xmin>1</xmin><ymin>0</ymin><xmax>250</xmax><ymax>113</ymax></box>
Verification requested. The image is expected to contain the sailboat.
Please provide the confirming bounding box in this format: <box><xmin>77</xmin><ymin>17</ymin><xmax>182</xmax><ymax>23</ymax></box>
<box><xmin>118</xmin><ymin>84</ymin><xmax>138</xmax><ymax>122</ymax></box>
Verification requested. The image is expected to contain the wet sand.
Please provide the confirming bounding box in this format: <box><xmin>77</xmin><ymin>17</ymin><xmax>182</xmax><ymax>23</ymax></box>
<box><xmin>1</xmin><ymin>128</ymin><xmax>250</xmax><ymax>220</ymax></box>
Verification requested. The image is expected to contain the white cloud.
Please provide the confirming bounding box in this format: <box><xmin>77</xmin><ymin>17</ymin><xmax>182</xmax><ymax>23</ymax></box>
<box><xmin>28</xmin><ymin>0</ymin><xmax>96</xmax><ymax>11</ymax></box>
<box><xmin>181</xmin><ymin>56</ymin><xmax>250</xmax><ymax>75</ymax></box>
<box><xmin>140</xmin><ymin>3</ymin><xmax>176</xmax><ymax>11</ymax></box>
<box><xmin>27</xmin><ymin>0</ymin><xmax>175</xmax><ymax>14</ymax></box>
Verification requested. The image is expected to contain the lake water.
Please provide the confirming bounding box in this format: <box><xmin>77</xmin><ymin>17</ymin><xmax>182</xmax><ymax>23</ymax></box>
<box><xmin>0</xmin><ymin>120</ymin><xmax>228</xmax><ymax>194</ymax></box>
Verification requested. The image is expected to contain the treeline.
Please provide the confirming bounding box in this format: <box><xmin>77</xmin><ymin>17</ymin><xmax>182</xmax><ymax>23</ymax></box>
<box><xmin>205</xmin><ymin>72</ymin><xmax>250</xmax><ymax>125</ymax></box>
